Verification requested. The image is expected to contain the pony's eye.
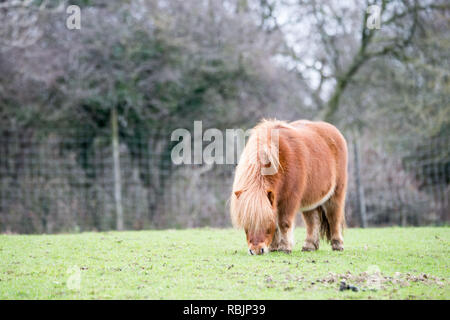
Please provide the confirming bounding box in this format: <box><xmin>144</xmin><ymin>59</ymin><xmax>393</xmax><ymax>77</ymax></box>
<box><xmin>267</xmin><ymin>191</ymin><xmax>274</xmax><ymax>206</ymax></box>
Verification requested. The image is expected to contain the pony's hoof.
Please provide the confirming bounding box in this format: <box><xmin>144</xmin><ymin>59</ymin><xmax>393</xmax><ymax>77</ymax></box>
<box><xmin>278</xmin><ymin>248</ymin><xmax>292</xmax><ymax>254</ymax></box>
<box><xmin>302</xmin><ymin>240</ymin><xmax>319</xmax><ymax>252</ymax></box>
<box><xmin>331</xmin><ymin>240</ymin><xmax>344</xmax><ymax>251</ymax></box>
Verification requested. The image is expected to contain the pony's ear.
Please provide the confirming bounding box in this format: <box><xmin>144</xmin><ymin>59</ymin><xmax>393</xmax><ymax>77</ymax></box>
<box><xmin>267</xmin><ymin>190</ymin><xmax>275</xmax><ymax>206</ymax></box>
<box><xmin>234</xmin><ymin>190</ymin><xmax>243</xmax><ymax>199</ymax></box>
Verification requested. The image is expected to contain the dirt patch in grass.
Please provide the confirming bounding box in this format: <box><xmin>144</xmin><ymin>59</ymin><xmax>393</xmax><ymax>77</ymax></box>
<box><xmin>317</xmin><ymin>271</ymin><xmax>448</xmax><ymax>292</ymax></box>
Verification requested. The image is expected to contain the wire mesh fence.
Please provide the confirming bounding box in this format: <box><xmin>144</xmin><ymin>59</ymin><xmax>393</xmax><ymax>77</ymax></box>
<box><xmin>346</xmin><ymin>135</ymin><xmax>449</xmax><ymax>227</ymax></box>
<box><xmin>0</xmin><ymin>127</ymin><xmax>448</xmax><ymax>233</ymax></box>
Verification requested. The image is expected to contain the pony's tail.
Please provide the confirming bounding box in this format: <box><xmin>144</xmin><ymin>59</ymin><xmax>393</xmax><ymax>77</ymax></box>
<box><xmin>318</xmin><ymin>206</ymin><xmax>331</xmax><ymax>242</ymax></box>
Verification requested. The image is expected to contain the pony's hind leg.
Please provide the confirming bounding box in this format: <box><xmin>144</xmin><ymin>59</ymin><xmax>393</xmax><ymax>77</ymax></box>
<box><xmin>301</xmin><ymin>209</ymin><xmax>320</xmax><ymax>251</ymax></box>
<box><xmin>323</xmin><ymin>190</ymin><xmax>345</xmax><ymax>251</ymax></box>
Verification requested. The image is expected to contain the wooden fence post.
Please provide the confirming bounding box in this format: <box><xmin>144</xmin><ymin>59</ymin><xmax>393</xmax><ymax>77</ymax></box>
<box><xmin>353</xmin><ymin>136</ymin><xmax>367</xmax><ymax>228</ymax></box>
<box><xmin>112</xmin><ymin>107</ymin><xmax>124</xmax><ymax>230</ymax></box>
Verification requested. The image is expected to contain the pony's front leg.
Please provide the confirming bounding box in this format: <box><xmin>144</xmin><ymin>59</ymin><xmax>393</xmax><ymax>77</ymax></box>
<box><xmin>270</xmin><ymin>221</ymin><xmax>294</xmax><ymax>253</ymax></box>
<box><xmin>269</xmin><ymin>227</ymin><xmax>282</xmax><ymax>252</ymax></box>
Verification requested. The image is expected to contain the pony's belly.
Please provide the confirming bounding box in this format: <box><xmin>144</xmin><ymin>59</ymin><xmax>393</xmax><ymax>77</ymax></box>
<box><xmin>300</xmin><ymin>185</ymin><xmax>335</xmax><ymax>211</ymax></box>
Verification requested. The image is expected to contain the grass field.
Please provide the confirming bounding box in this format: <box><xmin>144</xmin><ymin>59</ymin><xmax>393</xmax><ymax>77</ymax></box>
<box><xmin>0</xmin><ymin>227</ymin><xmax>448</xmax><ymax>299</ymax></box>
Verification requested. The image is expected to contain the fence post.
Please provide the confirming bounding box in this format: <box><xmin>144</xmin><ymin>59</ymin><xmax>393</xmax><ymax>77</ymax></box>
<box><xmin>353</xmin><ymin>136</ymin><xmax>367</xmax><ymax>228</ymax></box>
<box><xmin>112</xmin><ymin>107</ymin><xmax>124</xmax><ymax>230</ymax></box>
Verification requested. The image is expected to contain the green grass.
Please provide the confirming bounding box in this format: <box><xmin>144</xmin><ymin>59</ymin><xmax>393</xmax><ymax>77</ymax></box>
<box><xmin>0</xmin><ymin>227</ymin><xmax>448</xmax><ymax>299</ymax></box>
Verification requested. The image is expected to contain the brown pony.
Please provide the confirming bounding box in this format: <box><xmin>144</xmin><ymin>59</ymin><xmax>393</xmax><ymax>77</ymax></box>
<box><xmin>230</xmin><ymin>119</ymin><xmax>347</xmax><ymax>255</ymax></box>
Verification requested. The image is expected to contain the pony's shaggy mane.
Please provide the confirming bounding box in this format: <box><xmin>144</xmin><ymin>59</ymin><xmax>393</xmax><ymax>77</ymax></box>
<box><xmin>230</xmin><ymin>119</ymin><xmax>293</xmax><ymax>233</ymax></box>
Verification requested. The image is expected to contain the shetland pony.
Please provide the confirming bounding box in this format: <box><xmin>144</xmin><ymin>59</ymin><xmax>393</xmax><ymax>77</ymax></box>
<box><xmin>230</xmin><ymin>119</ymin><xmax>348</xmax><ymax>255</ymax></box>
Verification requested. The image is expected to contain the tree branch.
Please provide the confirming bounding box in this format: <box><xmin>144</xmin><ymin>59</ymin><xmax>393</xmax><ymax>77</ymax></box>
<box><xmin>322</xmin><ymin>0</ymin><xmax>448</xmax><ymax>123</ymax></box>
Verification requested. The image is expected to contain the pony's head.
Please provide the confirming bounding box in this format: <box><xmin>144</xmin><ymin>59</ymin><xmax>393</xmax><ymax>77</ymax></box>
<box><xmin>231</xmin><ymin>188</ymin><xmax>277</xmax><ymax>255</ymax></box>
<box><xmin>230</xmin><ymin>119</ymin><xmax>283</xmax><ymax>255</ymax></box>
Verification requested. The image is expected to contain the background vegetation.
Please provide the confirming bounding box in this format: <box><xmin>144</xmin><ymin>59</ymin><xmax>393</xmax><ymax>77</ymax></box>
<box><xmin>0</xmin><ymin>0</ymin><xmax>449</xmax><ymax>233</ymax></box>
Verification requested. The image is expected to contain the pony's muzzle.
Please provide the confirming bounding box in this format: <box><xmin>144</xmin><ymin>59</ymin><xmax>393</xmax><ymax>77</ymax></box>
<box><xmin>248</xmin><ymin>244</ymin><xmax>268</xmax><ymax>255</ymax></box>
